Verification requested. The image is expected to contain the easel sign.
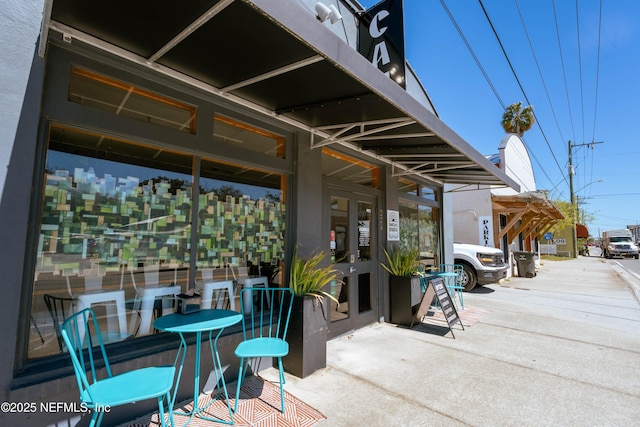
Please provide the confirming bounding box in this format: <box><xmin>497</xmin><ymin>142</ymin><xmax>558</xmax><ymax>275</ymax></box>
<box><xmin>412</xmin><ymin>276</ymin><xmax>464</xmax><ymax>338</ymax></box>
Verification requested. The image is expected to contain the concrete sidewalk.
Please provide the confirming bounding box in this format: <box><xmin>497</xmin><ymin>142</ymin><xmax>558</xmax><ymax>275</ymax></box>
<box><xmin>261</xmin><ymin>256</ymin><xmax>640</xmax><ymax>426</ymax></box>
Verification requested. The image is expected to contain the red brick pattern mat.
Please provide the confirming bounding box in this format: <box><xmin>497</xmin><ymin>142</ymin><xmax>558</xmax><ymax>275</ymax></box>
<box><xmin>424</xmin><ymin>306</ymin><xmax>491</xmax><ymax>327</ymax></box>
<box><xmin>121</xmin><ymin>375</ymin><xmax>325</xmax><ymax>427</ymax></box>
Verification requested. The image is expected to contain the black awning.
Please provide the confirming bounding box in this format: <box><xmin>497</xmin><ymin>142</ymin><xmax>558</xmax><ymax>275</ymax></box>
<box><xmin>46</xmin><ymin>0</ymin><xmax>519</xmax><ymax>190</ymax></box>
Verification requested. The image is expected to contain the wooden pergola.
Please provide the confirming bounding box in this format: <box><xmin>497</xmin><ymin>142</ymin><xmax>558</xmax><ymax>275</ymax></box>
<box><xmin>492</xmin><ymin>191</ymin><xmax>564</xmax><ymax>251</ymax></box>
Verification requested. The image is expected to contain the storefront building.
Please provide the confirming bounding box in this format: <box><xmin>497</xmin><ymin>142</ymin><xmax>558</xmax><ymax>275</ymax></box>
<box><xmin>449</xmin><ymin>133</ymin><xmax>563</xmax><ymax>278</ymax></box>
<box><xmin>0</xmin><ymin>1</ymin><xmax>518</xmax><ymax>424</ymax></box>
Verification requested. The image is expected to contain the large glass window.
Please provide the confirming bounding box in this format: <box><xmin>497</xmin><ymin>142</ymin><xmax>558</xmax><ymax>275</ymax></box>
<box><xmin>322</xmin><ymin>148</ymin><xmax>380</xmax><ymax>188</ymax></box>
<box><xmin>399</xmin><ymin>200</ymin><xmax>439</xmax><ymax>267</ymax></box>
<box><xmin>69</xmin><ymin>67</ymin><xmax>196</xmax><ymax>133</ymax></box>
<box><xmin>195</xmin><ymin>158</ymin><xmax>286</xmax><ymax>277</ymax></box>
<box><xmin>28</xmin><ymin>123</ymin><xmax>286</xmax><ymax>360</ymax></box>
<box><xmin>214</xmin><ymin>115</ymin><xmax>285</xmax><ymax>159</ymax></box>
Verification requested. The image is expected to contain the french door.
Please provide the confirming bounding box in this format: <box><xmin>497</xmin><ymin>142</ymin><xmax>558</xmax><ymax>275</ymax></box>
<box><xmin>326</xmin><ymin>189</ymin><xmax>378</xmax><ymax>339</ymax></box>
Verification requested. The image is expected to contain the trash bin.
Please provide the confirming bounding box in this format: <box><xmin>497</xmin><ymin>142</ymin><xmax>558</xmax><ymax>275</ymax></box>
<box><xmin>513</xmin><ymin>251</ymin><xmax>536</xmax><ymax>278</ymax></box>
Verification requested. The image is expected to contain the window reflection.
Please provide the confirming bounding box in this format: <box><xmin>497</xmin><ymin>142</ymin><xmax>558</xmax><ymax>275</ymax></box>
<box><xmin>196</xmin><ymin>158</ymin><xmax>286</xmax><ymax>272</ymax></box>
<box><xmin>214</xmin><ymin>115</ymin><xmax>285</xmax><ymax>158</ymax></box>
<box><xmin>69</xmin><ymin>67</ymin><xmax>196</xmax><ymax>133</ymax></box>
<box><xmin>30</xmin><ymin>126</ymin><xmax>193</xmax><ymax>359</ymax></box>
<box><xmin>399</xmin><ymin>200</ymin><xmax>439</xmax><ymax>267</ymax></box>
<box><xmin>357</xmin><ymin>202</ymin><xmax>372</xmax><ymax>261</ymax></box>
<box><xmin>29</xmin><ymin>124</ymin><xmax>286</xmax><ymax>360</ymax></box>
<box><xmin>322</xmin><ymin>149</ymin><xmax>380</xmax><ymax>188</ymax></box>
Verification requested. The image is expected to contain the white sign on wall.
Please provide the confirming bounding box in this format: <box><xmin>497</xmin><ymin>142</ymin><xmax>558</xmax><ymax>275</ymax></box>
<box><xmin>540</xmin><ymin>245</ymin><xmax>557</xmax><ymax>255</ymax></box>
<box><xmin>387</xmin><ymin>210</ymin><xmax>399</xmax><ymax>241</ymax></box>
<box><xmin>478</xmin><ymin>215</ymin><xmax>494</xmax><ymax>247</ymax></box>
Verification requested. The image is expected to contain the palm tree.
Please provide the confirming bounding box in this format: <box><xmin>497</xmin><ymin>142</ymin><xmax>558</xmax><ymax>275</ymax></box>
<box><xmin>501</xmin><ymin>102</ymin><xmax>535</xmax><ymax>136</ymax></box>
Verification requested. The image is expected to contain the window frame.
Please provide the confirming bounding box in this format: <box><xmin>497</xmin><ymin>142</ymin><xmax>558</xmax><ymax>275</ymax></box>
<box><xmin>14</xmin><ymin>45</ymin><xmax>295</xmax><ymax>384</ymax></box>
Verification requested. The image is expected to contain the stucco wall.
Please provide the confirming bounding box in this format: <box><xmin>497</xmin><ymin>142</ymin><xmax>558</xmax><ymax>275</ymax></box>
<box><xmin>0</xmin><ymin>0</ymin><xmax>44</xmax><ymax>201</ymax></box>
<box><xmin>492</xmin><ymin>134</ymin><xmax>536</xmax><ymax>196</ymax></box>
<box><xmin>448</xmin><ymin>184</ymin><xmax>493</xmax><ymax>245</ymax></box>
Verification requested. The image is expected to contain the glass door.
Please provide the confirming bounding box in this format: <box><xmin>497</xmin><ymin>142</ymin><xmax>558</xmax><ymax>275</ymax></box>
<box><xmin>327</xmin><ymin>190</ymin><xmax>377</xmax><ymax>338</ymax></box>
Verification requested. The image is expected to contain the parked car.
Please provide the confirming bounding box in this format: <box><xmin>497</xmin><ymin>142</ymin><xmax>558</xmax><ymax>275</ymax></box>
<box><xmin>453</xmin><ymin>243</ymin><xmax>508</xmax><ymax>291</ymax></box>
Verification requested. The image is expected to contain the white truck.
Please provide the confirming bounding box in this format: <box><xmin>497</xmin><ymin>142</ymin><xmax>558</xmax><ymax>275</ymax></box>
<box><xmin>453</xmin><ymin>243</ymin><xmax>508</xmax><ymax>291</ymax></box>
<box><xmin>601</xmin><ymin>229</ymin><xmax>639</xmax><ymax>259</ymax></box>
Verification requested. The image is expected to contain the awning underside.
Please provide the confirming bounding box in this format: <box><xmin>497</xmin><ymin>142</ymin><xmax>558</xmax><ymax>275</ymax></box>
<box><xmin>46</xmin><ymin>0</ymin><xmax>519</xmax><ymax>188</ymax></box>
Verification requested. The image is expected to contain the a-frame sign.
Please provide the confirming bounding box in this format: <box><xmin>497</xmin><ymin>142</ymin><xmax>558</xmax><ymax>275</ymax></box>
<box><xmin>412</xmin><ymin>276</ymin><xmax>464</xmax><ymax>338</ymax></box>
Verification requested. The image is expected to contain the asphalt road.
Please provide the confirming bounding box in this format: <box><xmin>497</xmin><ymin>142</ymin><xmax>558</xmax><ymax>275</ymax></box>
<box><xmin>584</xmin><ymin>245</ymin><xmax>640</xmax><ymax>278</ymax></box>
<box><xmin>618</xmin><ymin>257</ymin><xmax>640</xmax><ymax>277</ymax></box>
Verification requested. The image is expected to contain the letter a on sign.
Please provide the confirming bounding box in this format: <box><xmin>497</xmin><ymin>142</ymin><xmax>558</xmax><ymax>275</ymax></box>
<box><xmin>357</xmin><ymin>0</ymin><xmax>406</xmax><ymax>88</ymax></box>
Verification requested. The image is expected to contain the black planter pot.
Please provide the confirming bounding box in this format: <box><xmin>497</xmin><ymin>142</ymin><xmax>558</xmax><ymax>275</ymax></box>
<box><xmin>388</xmin><ymin>275</ymin><xmax>422</xmax><ymax>326</ymax></box>
<box><xmin>282</xmin><ymin>294</ymin><xmax>328</xmax><ymax>378</ymax></box>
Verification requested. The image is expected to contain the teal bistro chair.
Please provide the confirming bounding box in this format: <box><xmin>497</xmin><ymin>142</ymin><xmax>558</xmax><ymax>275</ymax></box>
<box><xmin>438</xmin><ymin>264</ymin><xmax>465</xmax><ymax>310</ymax></box>
<box><xmin>234</xmin><ymin>287</ymin><xmax>294</xmax><ymax>413</ymax></box>
<box><xmin>60</xmin><ymin>308</ymin><xmax>175</xmax><ymax>427</ymax></box>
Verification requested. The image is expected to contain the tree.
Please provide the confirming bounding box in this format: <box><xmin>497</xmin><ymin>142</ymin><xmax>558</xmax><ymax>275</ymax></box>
<box><xmin>549</xmin><ymin>198</ymin><xmax>595</xmax><ymax>244</ymax></box>
<box><xmin>501</xmin><ymin>102</ymin><xmax>535</xmax><ymax>136</ymax></box>
<box><xmin>549</xmin><ymin>199</ymin><xmax>575</xmax><ymax>233</ymax></box>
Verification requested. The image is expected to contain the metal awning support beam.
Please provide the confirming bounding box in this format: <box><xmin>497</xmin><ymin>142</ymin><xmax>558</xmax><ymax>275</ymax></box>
<box><xmin>399</xmin><ymin>161</ymin><xmax>476</xmax><ymax>168</ymax></box>
<box><xmin>350</xmin><ymin>132</ymin><xmax>435</xmax><ymax>141</ymax></box>
<box><xmin>311</xmin><ymin>118</ymin><xmax>415</xmax><ymax>148</ymax></box>
<box><xmin>221</xmin><ymin>55</ymin><xmax>324</xmax><ymax>92</ymax></box>
<box><xmin>313</xmin><ymin>117</ymin><xmax>414</xmax><ymax>132</ymax></box>
<box><xmin>392</xmin><ymin>162</ymin><xmax>435</xmax><ymax>177</ymax></box>
<box><xmin>148</xmin><ymin>0</ymin><xmax>235</xmax><ymax>63</ymax></box>
<box><xmin>382</xmin><ymin>153</ymin><xmax>466</xmax><ymax>159</ymax></box>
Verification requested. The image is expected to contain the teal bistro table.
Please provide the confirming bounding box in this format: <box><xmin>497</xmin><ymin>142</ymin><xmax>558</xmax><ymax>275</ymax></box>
<box><xmin>435</xmin><ymin>271</ymin><xmax>464</xmax><ymax>309</ymax></box>
<box><xmin>154</xmin><ymin>309</ymin><xmax>242</xmax><ymax>426</ymax></box>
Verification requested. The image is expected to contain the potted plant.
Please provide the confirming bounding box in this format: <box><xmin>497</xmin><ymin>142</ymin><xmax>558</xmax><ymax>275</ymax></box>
<box><xmin>381</xmin><ymin>246</ymin><xmax>422</xmax><ymax>326</ymax></box>
<box><xmin>283</xmin><ymin>249</ymin><xmax>340</xmax><ymax>378</ymax></box>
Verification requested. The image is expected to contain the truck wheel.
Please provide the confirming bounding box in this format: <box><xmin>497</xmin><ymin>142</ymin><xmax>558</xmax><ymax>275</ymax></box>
<box><xmin>460</xmin><ymin>263</ymin><xmax>477</xmax><ymax>291</ymax></box>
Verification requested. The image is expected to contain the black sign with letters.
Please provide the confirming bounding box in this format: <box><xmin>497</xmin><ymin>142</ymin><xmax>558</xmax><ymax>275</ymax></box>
<box><xmin>358</xmin><ymin>0</ymin><xmax>406</xmax><ymax>88</ymax></box>
<box><xmin>413</xmin><ymin>276</ymin><xmax>464</xmax><ymax>338</ymax></box>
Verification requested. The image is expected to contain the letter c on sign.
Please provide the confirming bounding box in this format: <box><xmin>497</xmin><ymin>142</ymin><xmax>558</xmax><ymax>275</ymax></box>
<box><xmin>369</xmin><ymin>10</ymin><xmax>390</xmax><ymax>38</ymax></box>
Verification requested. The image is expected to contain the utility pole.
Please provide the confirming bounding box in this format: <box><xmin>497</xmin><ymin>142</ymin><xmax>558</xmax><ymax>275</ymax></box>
<box><xmin>568</xmin><ymin>141</ymin><xmax>577</xmax><ymax>258</ymax></box>
<box><xmin>568</xmin><ymin>140</ymin><xmax>604</xmax><ymax>258</ymax></box>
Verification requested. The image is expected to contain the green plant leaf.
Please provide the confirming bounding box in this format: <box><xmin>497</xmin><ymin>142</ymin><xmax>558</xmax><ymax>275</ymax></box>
<box><xmin>289</xmin><ymin>248</ymin><xmax>341</xmax><ymax>303</ymax></box>
<box><xmin>381</xmin><ymin>247</ymin><xmax>420</xmax><ymax>277</ymax></box>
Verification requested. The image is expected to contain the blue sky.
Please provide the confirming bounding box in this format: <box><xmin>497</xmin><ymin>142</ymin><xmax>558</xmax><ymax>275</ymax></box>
<box><xmin>358</xmin><ymin>0</ymin><xmax>640</xmax><ymax>237</ymax></box>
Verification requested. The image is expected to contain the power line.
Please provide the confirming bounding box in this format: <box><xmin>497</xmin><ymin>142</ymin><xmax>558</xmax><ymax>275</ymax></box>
<box><xmin>440</xmin><ymin>0</ymin><xmax>559</xmax><ymax>190</ymax></box>
<box><xmin>590</xmin><ymin>193</ymin><xmax>640</xmax><ymax>198</ymax></box>
<box><xmin>513</xmin><ymin>0</ymin><xmax>569</xmax><ymax>192</ymax></box>
<box><xmin>552</xmin><ymin>0</ymin><xmax>577</xmax><ymax>144</ymax></box>
<box><xmin>477</xmin><ymin>0</ymin><xmax>565</xmax><ymax>187</ymax></box>
<box><xmin>591</xmin><ymin>0</ymin><xmax>603</xmax><ymax>142</ymax></box>
<box><xmin>514</xmin><ymin>0</ymin><xmax>566</xmax><ymax>144</ymax></box>
<box><xmin>575</xmin><ymin>0</ymin><xmax>586</xmax><ymax>143</ymax></box>
<box><xmin>438</xmin><ymin>0</ymin><xmax>505</xmax><ymax>108</ymax></box>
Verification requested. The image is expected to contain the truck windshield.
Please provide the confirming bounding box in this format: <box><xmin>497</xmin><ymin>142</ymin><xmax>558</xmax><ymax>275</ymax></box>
<box><xmin>610</xmin><ymin>237</ymin><xmax>632</xmax><ymax>243</ymax></box>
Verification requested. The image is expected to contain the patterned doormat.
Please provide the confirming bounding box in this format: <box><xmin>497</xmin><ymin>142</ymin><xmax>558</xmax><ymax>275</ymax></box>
<box><xmin>423</xmin><ymin>306</ymin><xmax>491</xmax><ymax>327</ymax></box>
<box><xmin>122</xmin><ymin>375</ymin><xmax>325</xmax><ymax>427</ymax></box>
